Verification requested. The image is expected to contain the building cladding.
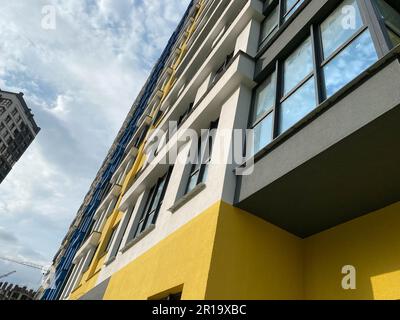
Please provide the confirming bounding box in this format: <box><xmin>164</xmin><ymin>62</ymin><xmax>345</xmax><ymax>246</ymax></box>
<box><xmin>44</xmin><ymin>0</ymin><xmax>400</xmax><ymax>300</ymax></box>
<box><xmin>0</xmin><ymin>90</ymin><xmax>40</xmax><ymax>184</ymax></box>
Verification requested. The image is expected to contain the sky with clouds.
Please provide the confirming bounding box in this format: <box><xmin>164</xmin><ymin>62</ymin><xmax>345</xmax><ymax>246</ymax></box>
<box><xmin>0</xmin><ymin>0</ymin><xmax>190</xmax><ymax>290</ymax></box>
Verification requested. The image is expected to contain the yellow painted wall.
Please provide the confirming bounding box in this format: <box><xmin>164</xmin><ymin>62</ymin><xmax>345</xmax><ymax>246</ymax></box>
<box><xmin>304</xmin><ymin>201</ymin><xmax>400</xmax><ymax>300</ymax></box>
<box><xmin>72</xmin><ymin>197</ymin><xmax>400</xmax><ymax>300</ymax></box>
<box><xmin>205</xmin><ymin>201</ymin><xmax>400</xmax><ymax>300</ymax></box>
<box><xmin>205</xmin><ymin>201</ymin><xmax>304</xmax><ymax>300</ymax></box>
<box><xmin>102</xmin><ymin>202</ymin><xmax>221</xmax><ymax>300</ymax></box>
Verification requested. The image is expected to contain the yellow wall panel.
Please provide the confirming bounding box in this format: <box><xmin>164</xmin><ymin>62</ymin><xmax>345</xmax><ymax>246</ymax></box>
<box><xmin>205</xmin><ymin>202</ymin><xmax>304</xmax><ymax>300</ymax></box>
<box><xmin>103</xmin><ymin>202</ymin><xmax>221</xmax><ymax>300</ymax></box>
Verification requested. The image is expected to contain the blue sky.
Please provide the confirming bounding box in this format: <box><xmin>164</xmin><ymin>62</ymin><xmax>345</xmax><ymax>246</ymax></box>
<box><xmin>0</xmin><ymin>0</ymin><xmax>190</xmax><ymax>290</ymax></box>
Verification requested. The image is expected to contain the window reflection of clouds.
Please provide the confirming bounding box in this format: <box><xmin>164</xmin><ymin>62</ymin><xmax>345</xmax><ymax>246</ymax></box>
<box><xmin>285</xmin><ymin>0</ymin><xmax>305</xmax><ymax>21</ymax></box>
<box><xmin>324</xmin><ymin>31</ymin><xmax>378</xmax><ymax>98</ymax></box>
<box><xmin>253</xmin><ymin>113</ymin><xmax>273</xmax><ymax>155</ymax></box>
<box><xmin>284</xmin><ymin>37</ymin><xmax>313</xmax><ymax>94</ymax></box>
<box><xmin>279</xmin><ymin>77</ymin><xmax>316</xmax><ymax>134</ymax></box>
<box><xmin>253</xmin><ymin>72</ymin><xmax>276</xmax><ymax>122</ymax></box>
<box><xmin>388</xmin><ymin>29</ymin><xmax>400</xmax><ymax>46</ymax></box>
<box><xmin>321</xmin><ymin>0</ymin><xmax>363</xmax><ymax>59</ymax></box>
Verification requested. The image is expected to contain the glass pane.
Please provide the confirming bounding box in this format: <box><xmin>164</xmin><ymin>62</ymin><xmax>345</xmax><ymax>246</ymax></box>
<box><xmin>284</xmin><ymin>37</ymin><xmax>313</xmax><ymax>94</ymax></box>
<box><xmin>134</xmin><ymin>221</ymin><xmax>144</xmax><ymax>238</ymax></box>
<box><xmin>323</xmin><ymin>30</ymin><xmax>378</xmax><ymax>98</ymax></box>
<box><xmin>150</xmin><ymin>178</ymin><xmax>166</xmax><ymax>212</ymax></box>
<box><xmin>260</xmin><ymin>6</ymin><xmax>278</xmax><ymax>45</ymax></box>
<box><xmin>186</xmin><ymin>172</ymin><xmax>199</xmax><ymax>194</ymax></box>
<box><xmin>285</xmin><ymin>0</ymin><xmax>304</xmax><ymax>20</ymax></box>
<box><xmin>201</xmin><ymin>163</ymin><xmax>209</xmax><ymax>183</ymax></box>
<box><xmin>253</xmin><ymin>112</ymin><xmax>274</xmax><ymax>155</ymax></box>
<box><xmin>145</xmin><ymin>211</ymin><xmax>156</xmax><ymax>230</ymax></box>
<box><xmin>388</xmin><ymin>28</ymin><xmax>400</xmax><ymax>46</ymax></box>
<box><xmin>252</xmin><ymin>71</ymin><xmax>276</xmax><ymax>123</ymax></box>
<box><xmin>321</xmin><ymin>0</ymin><xmax>363</xmax><ymax>59</ymax></box>
<box><xmin>279</xmin><ymin>77</ymin><xmax>316</xmax><ymax>134</ymax></box>
<box><xmin>376</xmin><ymin>0</ymin><xmax>400</xmax><ymax>37</ymax></box>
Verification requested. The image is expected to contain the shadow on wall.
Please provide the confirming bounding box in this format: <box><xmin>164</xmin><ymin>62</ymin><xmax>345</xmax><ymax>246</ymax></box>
<box><xmin>205</xmin><ymin>201</ymin><xmax>400</xmax><ymax>300</ymax></box>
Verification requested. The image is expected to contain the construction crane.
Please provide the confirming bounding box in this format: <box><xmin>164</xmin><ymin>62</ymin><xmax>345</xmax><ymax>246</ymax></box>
<box><xmin>0</xmin><ymin>270</ymin><xmax>16</xmax><ymax>280</ymax></box>
<box><xmin>0</xmin><ymin>256</ymin><xmax>45</xmax><ymax>271</ymax></box>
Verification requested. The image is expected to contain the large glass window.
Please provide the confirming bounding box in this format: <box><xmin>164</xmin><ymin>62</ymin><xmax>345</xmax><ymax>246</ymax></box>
<box><xmin>321</xmin><ymin>0</ymin><xmax>378</xmax><ymax>98</ymax></box>
<box><xmin>375</xmin><ymin>0</ymin><xmax>400</xmax><ymax>47</ymax></box>
<box><xmin>251</xmin><ymin>0</ymin><xmax>381</xmax><ymax>155</ymax></box>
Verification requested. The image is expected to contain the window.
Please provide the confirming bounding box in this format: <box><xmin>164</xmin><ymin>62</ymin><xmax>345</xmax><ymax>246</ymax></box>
<box><xmin>260</xmin><ymin>6</ymin><xmax>279</xmax><ymax>47</ymax></box>
<box><xmin>284</xmin><ymin>0</ymin><xmax>305</xmax><ymax>22</ymax></box>
<box><xmin>160</xmin><ymin>292</ymin><xmax>182</xmax><ymax>301</ymax></box>
<box><xmin>250</xmin><ymin>72</ymin><xmax>276</xmax><ymax>154</ymax></box>
<box><xmin>375</xmin><ymin>0</ymin><xmax>400</xmax><ymax>47</ymax></box>
<box><xmin>11</xmin><ymin>108</ymin><xmax>17</xmax><ymax>116</ymax></box>
<box><xmin>131</xmin><ymin>168</ymin><xmax>172</xmax><ymax>240</ymax></box>
<box><xmin>186</xmin><ymin>120</ymin><xmax>219</xmax><ymax>194</ymax></box>
<box><xmin>259</xmin><ymin>0</ymin><xmax>306</xmax><ymax>48</ymax></box>
<box><xmin>134</xmin><ymin>125</ymin><xmax>149</xmax><ymax>149</ymax></box>
<box><xmin>251</xmin><ymin>0</ymin><xmax>380</xmax><ymax>156</ymax></box>
<box><xmin>280</xmin><ymin>36</ymin><xmax>316</xmax><ymax>134</ymax></box>
<box><xmin>177</xmin><ymin>102</ymin><xmax>194</xmax><ymax>127</ymax></box>
<box><xmin>321</xmin><ymin>0</ymin><xmax>378</xmax><ymax>98</ymax></box>
<box><xmin>211</xmin><ymin>52</ymin><xmax>234</xmax><ymax>85</ymax></box>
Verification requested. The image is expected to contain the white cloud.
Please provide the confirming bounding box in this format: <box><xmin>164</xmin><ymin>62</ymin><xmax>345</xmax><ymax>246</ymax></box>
<box><xmin>0</xmin><ymin>0</ymin><xmax>190</xmax><ymax>288</ymax></box>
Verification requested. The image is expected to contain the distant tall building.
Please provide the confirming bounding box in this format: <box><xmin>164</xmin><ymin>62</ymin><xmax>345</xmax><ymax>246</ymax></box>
<box><xmin>0</xmin><ymin>90</ymin><xmax>40</xmax><ymax>183</ymax></box>
<box><xmin>44</xmin><ymin>0</ymin><xmax>400</xmax><ymax>300</ymax></box>
<box><xmin>0</xmin><ymin>282</ymin><xmax>36</xmax><ymax>301</ymax></box>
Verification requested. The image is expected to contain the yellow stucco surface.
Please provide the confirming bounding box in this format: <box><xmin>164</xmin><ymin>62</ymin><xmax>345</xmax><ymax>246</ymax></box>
<box><xmin>72</xmin><ymin>200</ymin><xmax>400</xmax><ymax>300</ymax></box>
<box><xmin>102</xmin><ymin>201</ymin><xmax>221</xmax><ymax>300</ymax></box>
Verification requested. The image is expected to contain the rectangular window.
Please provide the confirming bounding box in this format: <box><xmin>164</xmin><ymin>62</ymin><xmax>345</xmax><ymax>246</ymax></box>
<box><xmin>132</xmin><ymin>168</ymin><xmax>172</xmax><ymax>239</ymax></box>
<box><xmin>251</xmin><ymin>0</ymin><xmax>380</xmax><ymax>155</ymax></box>
<box><xmin>177</xmin><ymin>102</ymin><xmax>194</xmax><ymax>127</ymax></box>
<box><xmin>259</xmin><ymin>0</ymin><xmax>306</xmax><ymax>48</ymax></box>
<box><xmin>105</xmin><ymin>224</ymin><xmax>119</xmax><ymax>253</ymax></box>
<box><xmin>279</xmin><ymin>36</ymin><xmax>316</xmax><ymax>134</ymax></box>
<box><xmin>185</xmin><ymin>120</ymin><xmax>219</xmax><ymax>194</ymax></box>
<box><xmin>320</xmin><ymin>0</ymin><xmax>378</xmax><ymax>98</ymax></box>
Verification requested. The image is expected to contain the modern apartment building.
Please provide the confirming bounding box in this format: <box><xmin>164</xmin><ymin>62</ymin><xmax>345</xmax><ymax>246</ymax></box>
<box><xmin>44</xmin><ymin>0</ymin><xmax>400</xmax><ymax>300</ymax></box>
<box><xmin>0</xmin><ymin>90</ymin><xmax>40</xmax><ymax>184</ymax></box>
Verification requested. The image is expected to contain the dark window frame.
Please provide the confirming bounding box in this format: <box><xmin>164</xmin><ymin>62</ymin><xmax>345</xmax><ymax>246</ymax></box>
<box><xmin>185</xmin><ymin>119</ymin><xmax>219</xmax><ymax>195</ymax></box>
<box><xmin>104</xmin><ymin>223</ymin><xmax>119</xmax><ymax>254</ymax></box>
<box><xmin>259</xmin><ymin>0</ymin><xmax>309</xmax><ymax>50</ymax></box>
<box><xmin>372</xmin><ymin>0</ymin><xmax>400</xmax><ymax>48</ymax></box>
<box><xmin>132</xmin><ymin>167</ymin><xmax>173</xmax><ymax>239</ymax></box>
